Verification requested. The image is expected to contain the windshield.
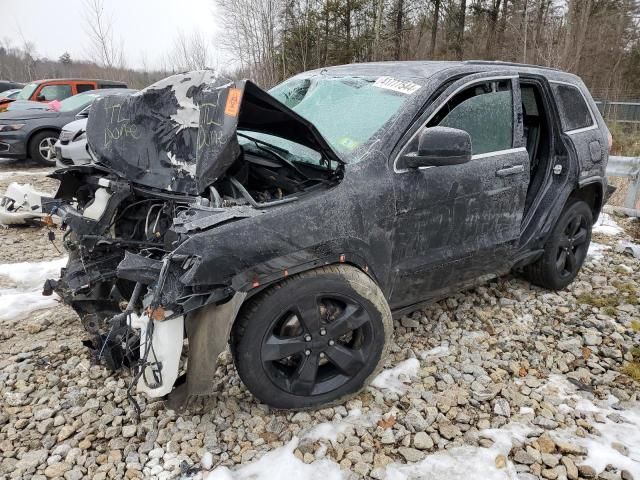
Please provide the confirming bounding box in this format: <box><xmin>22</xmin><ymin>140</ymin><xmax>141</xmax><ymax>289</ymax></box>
<box><xmin>268</xmin><ymin>75</ymin><xmax>417</xmax><ymax>161</ymax></box>
<box><xmin>56</xmin><ymin>92</ymin><xmax>100</xmax><ymax>112</ymax></box>
<box><xmin>17</xmin><ymin>83</ymin><xmax>38</xmax><ymax>100</ymax></box>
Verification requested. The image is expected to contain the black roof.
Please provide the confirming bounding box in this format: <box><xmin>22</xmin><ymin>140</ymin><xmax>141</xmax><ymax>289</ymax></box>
<box><xmin>309</xmin><ymin>59</ymin><xmax>580</xmax><ymax>86</ymax></box>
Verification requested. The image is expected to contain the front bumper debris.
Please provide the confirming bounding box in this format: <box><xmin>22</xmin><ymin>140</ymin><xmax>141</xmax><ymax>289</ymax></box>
<box><xmin>0</xmin><ymin>182</ymin><xmax>58</xmax><ymax>227</ymax></box>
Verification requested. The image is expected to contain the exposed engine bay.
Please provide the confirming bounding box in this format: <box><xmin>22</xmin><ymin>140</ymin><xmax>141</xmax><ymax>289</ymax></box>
<box><xmin>42</xmin><ymin>70</ymin><xmax>343</xmax><ymax>411</ymax></box>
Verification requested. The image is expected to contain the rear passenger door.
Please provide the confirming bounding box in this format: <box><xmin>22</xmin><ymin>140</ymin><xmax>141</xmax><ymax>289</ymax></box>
<box><xmin>549</xmin><ymin>81</ymin><xmax>606</xmax><ymax>178</ymax></box>
<box><xmin>389</xmin><ymin>72</ymin><xmax>530</xmax><ymax>308</ymax></box>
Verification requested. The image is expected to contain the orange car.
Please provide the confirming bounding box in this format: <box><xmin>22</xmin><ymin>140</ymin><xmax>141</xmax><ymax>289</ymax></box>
<box><xmin>0</xmin><ymin>78</ymin><xmax>127</xmax><ymax>112</ymax></box>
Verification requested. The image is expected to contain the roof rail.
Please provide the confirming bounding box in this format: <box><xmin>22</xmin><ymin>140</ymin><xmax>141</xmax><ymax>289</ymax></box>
<box><xmin>464</xmin><ymin>60</ymin><xmax>560</xmax><ymax>72</ymax></box>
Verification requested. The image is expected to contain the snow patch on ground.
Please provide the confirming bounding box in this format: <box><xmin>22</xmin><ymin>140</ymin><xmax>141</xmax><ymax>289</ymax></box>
<box><xmin>204</xmin><ymin>438</ymin><xmax>344</xmax><ymax>480</ymax></box>
<box><xmin>541</xmin><ymin>375</ymin><xmax>640</xmax><ymax>479</ymax></box>
<box><xmin>0</xmin><ymin>257</ymin><xmax>67</xmax><ymax>288</ymax></box>
<box><xmin>0</xmin><ymin>257</ymin><xmax>66</xmax><ymax>321</ymax></box>
<box><xmin>587</xmin><ymin>242</ymin><xmax>610</xmax><ymax>259</ymax></box>
<box><xmin>371</xmin><ymin>358</ymin><xmax>420</xmax><ymax>394</ymax></box>
<box><xmin>382</xmin><ymin>423</ymin><xmax>530</xmax><ymax>480</ymax></box>
<box><xmin>304</xmin><ymin>408</ymin><xmax>379</xmax><ymax>442</ymax></box>
<box><xmin>593</xmin><ymin>213</ymin><xmax>624</xmax><ymax>236</ymax></box>
<box><xmin>200</xmin><ymin>422</ymin><xmax>531</xmax><ymax>480</ymax></box>
<box><xmin>420</xmin><ymin>343</ymin><xmax>450</xmax><ymax>360</ymax></box>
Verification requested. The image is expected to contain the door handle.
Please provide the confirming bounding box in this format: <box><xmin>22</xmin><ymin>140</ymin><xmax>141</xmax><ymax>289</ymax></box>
<box><xmin>496</xmin><ymin>165</ymin><xmax>524</xmax><ymax>177</ymax></box>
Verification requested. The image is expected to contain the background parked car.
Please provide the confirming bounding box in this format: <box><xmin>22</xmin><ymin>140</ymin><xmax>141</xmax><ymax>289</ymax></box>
<box><xmin>0</xmin><ymin>89</ymin><xmax>21</xmax><ymax>101</ymax></box>
<box><xmin>0</xmin><ymin>88</ymin><xmax>137</xmax><ymax>166</ymax></box>
<box><xmin>0</xmin><ymin>78</ymin><xmax>127</xmax><ymax>112</ymax></box>
<box><xmin>55</xmin><ymin>89</ymin><xmax>137</xmax><ymax>167</ymax></box>
<box><xmin>0</xmin><ymin>81</ymin><xmax>24</xmax><ymax>93</ymax></box>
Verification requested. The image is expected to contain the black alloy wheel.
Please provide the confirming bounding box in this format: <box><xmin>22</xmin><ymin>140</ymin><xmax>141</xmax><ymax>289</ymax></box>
<box><xmin>522</xmin><ymin>199</ymin><xmax>593</xmax><ymax>290</ymax></box>
<box><xmin>260</xmin><ymin>292</ymin><xmax>375</xmax><ymax>397</ymax></box>
<box><xmin>232</xmin><ymin>265</ymin><xmax>392</xmax><ymax>409</ymax></box>
<box><xmin>555</xmin><ymin>213</ymin><xmax>589</xmax><ymax>279</ymax></box>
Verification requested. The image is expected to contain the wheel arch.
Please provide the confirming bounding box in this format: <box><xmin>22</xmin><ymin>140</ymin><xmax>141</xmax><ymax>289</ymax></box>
<box><xmin>570</xmin><ymin>178</ymin><xmax>605</xmax><ymax>223</ymax></box>
<box><xmin>168</xmin><ymin>260</ymin><xmax>385</xmax><ymax>410</ymax></box>
<box><xmin>27</xmin><ymin>127</ymin><xmax>61</xmax><ymax>151</ymax></box>
<box><xmin>240</xmin><ymin>256</ymin><xmax>382</xmax><ymax>303</ymax></box>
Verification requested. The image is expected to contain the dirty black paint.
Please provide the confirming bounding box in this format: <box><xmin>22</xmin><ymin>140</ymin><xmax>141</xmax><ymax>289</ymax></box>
<box><xmin>48</xmin><ymin>61</ymin><xmax>609</xmax><ymax>408</ymax></box>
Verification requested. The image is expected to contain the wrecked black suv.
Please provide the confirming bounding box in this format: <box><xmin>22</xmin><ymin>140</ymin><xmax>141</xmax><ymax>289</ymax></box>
<box><xmin>44</xmin><ymin>63</ymin><xmax>609</xmax><ymax>410</ymax></box>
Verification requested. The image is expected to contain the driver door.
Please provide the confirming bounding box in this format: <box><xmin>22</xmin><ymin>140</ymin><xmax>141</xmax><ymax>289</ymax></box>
<box><xmin>389</xmin><ymin>73</ymin><xmax>529</xmax><ymax>309</ymax></box>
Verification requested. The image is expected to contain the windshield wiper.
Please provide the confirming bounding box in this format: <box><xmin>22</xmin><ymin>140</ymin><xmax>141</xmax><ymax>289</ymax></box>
<box><xmin>237</xmin><ymin>132</ymin><xmax>290</xmax><ymax>155</ymax></box>
<box><xmin>238</xmin><ymin>131</ymin><xmax>334</xmax><ymax>172</ymax></box>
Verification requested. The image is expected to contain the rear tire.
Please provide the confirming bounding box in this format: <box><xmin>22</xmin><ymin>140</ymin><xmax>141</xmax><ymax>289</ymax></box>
<box><xmin>29</xmin><ymin>130</ymin><xmax>59</xmax><ymax>166</ymax></box>
<box><xmin>523</xmin><ymin>198</ymin><xmax>592</xmax><ymax>290</ymax></box>
<box><xmin>232</xmin><ymin>265</ymin><xmax>392</xmax><ymax>409</ymax></box>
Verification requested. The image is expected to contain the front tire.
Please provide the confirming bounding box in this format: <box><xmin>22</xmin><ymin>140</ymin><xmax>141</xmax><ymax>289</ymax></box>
<box><xmin>523</xmin><ymin>199</ymin><xmax>592</xmax><ymax>290</ymax></box>
<box><xmin>29</xmin><ymin>130</ymin><xmax>59</xmax><ymax>166</ymax></box>
<box><xmin>232</xmin><ymin>265</ymin><xmax>392</xmax><ymax>409</ymax></box>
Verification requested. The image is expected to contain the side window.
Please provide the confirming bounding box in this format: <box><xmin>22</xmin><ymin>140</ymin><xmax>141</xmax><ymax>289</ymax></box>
<box><xmin>429</xmin><ymin>80</ymin><xmax>513</xmax><ymax>155</ymax></box>
<box><xmin>552</xmin><ymin>84</ymin><xmax>593</xmax><ymax>131</ymax></box>
<box><xmin>402</xmin><ymin>79</ymin><xmax>514</xmax><ymax>157</ymax></box>
<box><xmin>76</xmin><ymin>84</ymin><xmax>95</xmax><ymax>93</ymax></box>
<box><xmin>39</xmin><ymin>84</ymin><xmax>73</xmax><ymax>101</ymax></box>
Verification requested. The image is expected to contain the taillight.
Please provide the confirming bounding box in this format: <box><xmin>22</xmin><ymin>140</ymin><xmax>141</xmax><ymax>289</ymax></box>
<box><xmin>607</xmin><ymin>130</ymin><xmax>613</xmax><ymax>153</ymax></box>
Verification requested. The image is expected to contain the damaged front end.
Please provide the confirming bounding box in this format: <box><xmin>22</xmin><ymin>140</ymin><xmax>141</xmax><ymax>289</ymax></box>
<box><xmin>44</xmin><ymin>70</ymin><xmax>343</xmax><ymax>410</ymax></box>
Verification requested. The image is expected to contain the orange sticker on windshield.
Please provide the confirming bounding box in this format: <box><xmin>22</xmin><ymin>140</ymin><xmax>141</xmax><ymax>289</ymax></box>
<box><xmin>224</xmin><ymin>88</ymin><xmax>242</xmax><ymax>117</ymax></box>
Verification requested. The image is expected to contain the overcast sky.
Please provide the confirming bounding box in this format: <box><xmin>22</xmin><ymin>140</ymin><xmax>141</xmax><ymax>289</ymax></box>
<box><xmin>0</xmin><ymin>0</ymin><xmax>225</xmax><ymax>70</ymax></box>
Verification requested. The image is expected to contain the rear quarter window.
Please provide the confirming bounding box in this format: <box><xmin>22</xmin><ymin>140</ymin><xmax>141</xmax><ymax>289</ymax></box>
<box><xmin>77</xmin><ymin>84</ymin><xmax>96</xmax><ymax>93</ymax></box>
<box><xmin>552</xmin><ymin>83</ymin><xmax>594</xmax><ymax>131</ymax></box>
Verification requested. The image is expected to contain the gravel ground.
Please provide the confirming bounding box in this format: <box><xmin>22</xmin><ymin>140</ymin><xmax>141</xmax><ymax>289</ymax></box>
<box><xmin>0</xmin><ymin>162</ymin><xmax>639</xmax><ymax>480</ymax></box>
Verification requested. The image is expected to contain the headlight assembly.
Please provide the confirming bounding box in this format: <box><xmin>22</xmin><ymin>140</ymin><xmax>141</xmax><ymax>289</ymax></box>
<box><xmin>0</xmin><ymin>124</ymin><xmax>25</xmax><ymax>132</ymax></box>
<box><xmin>73</xmin><ymin>130</ymin><xmax>86</xmax><ymax>142</ymax></box>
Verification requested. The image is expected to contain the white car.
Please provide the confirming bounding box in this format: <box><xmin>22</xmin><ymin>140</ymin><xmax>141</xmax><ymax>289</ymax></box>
<box><xmin>54</xmin><ymin>88</ymin><xmax>137</xmax><ymax>167</ymax></box>
<box><xmin>55</xmin><ymin>117</ymin><xmax>90</xmax><ymax>167</ymax></box>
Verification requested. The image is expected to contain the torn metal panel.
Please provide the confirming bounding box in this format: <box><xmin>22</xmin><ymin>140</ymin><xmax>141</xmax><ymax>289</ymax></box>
<box><xmin>87</xmin><ymin>71</ymin><xmax>225</xmax><ymax>195</ymax></box>
<box><xmin>166</xmin><ymin>292</ymin><xmax>246</xmax><ymax>409</ymax></box>
<box><xmin>0</xmin><ymin>183</ymin><xmax>57</xmax><ymax>226</ymax></box>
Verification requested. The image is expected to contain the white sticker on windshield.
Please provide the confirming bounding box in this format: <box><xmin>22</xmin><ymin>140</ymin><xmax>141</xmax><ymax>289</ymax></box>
<box><xmin>373</xmin><ymin>76</ymin><xmax>421</xmax><ymax>95</ymax></box>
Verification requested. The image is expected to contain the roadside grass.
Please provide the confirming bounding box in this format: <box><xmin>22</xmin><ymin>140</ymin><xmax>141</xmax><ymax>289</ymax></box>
<box><xmin>576</xmin><ymin>281</ymin><xmax>639</xmax><ymax>315</ymax></box>
<box><xmin>576</xmin><ymin>291</ymin><xmax>638</xmax><ymax>311</ymax></box>
<box><xmin>623</xmin><ymin>362</ymin><xmax>640</xmax><ymax>382</ymax></box>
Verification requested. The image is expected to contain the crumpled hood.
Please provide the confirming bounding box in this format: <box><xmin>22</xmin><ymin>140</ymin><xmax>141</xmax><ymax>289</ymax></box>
<box><xmin>86</xmin><ymin>70</ymin><xmax>340</xmax><ymax>195</ymax></box>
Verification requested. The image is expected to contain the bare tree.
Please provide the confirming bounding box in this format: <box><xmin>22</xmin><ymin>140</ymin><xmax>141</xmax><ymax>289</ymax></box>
<box><xmin>430</xmin><ymin>0</ymin><xmax>441</xmax><ymax>57</ymax></box>
<box><xmin>166</xmin><ymin>31</ymin><xmax>214</xmax><ymax>72</ymax></box>
<box><xmin>215</xmin><ymin>0</ymin><xmax>283</xmax><ymax>87</ymax></box>
<box><xmin>83</xmin><ymin>0</ymin><xmax>126</xmax><ymax>74</ymax></box>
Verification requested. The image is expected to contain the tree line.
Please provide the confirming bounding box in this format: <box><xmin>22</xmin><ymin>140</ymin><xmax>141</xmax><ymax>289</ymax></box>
<box><xmin>217</xmin><ymin>0</ymin><xmax>640</xmax><ymax>99</ymax></box>
<box><xmin>1</xmin><ymin>0</ymin><xmax>639</xmax><ymax>99</ymax></box>
<box><xmin>0</xmin><ymin>0</ymin><xmax>215</xmax><ymax>90</ymax></box>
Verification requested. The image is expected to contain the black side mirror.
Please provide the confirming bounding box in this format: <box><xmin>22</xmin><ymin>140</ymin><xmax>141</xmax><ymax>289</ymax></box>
<box><xmin>398</xmin><ymin>126</ymin><xmax>472</xmax><ymax>170</ymax></box>
<box><xmin>36</xmin><ymin>94</ymin><xmax>46</xmax><ymax>101</ymax></box>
